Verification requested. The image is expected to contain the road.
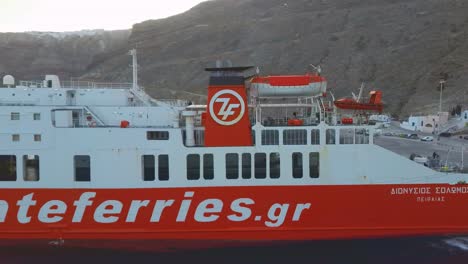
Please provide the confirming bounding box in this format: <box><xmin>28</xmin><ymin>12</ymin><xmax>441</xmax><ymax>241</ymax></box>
<box><xmin>375</xmin><ymin>122</ymin><xmax>468</xmax><ymax>170</ymax></box>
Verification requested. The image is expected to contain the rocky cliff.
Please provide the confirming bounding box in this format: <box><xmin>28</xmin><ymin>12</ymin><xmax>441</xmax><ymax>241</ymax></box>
<box><xmin>2</xmin><ymin>0</ymin><xmax>468</xmax><ymax>115</ymax></box>
<box><xmin>0</xmin><ymin>30</ymin><xmax>130</xmax><ymax>81</ymax></box>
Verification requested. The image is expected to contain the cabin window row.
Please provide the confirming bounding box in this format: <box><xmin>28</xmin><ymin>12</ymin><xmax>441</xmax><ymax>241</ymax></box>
<box><xmin>147</xmin><ymin>131</ymin><xmax>169</xmax><ymax>140</ymax></box>
<box><xmin>11</xmin><ymin>134</ymin><xmax>42</xmax><ymax>142</ymax></box>
<box><xmin>260</xmin><ymin>129</ymin><xmax>369</xmax><ymax>145</ymax></box>
<box><xmin>142</xmin><ymin>154</ymin><xmax>170</xmax><ymax>181</ymax></box>
<box><xmin>291</xmin><ymin>152</ymin><xmax>320</xmax><ymax>178</ymax></box>
<box><xmin>185</xmin><ymin>152</ymin><xmax>319</xmax><ymax>180</ymax></box>
<box><xmin>226</xmin><ymin>152</ymin><xmax>280</xmax><ymax>179</ymax></box>
<box><xmin>0</xmin><ymin>155</ymin><xmax>91</xmax><ymax>182</ymax></box>
<box><xmin>10</xmin><ymin>112</ymin><xmax>41</xmax><ymax>121</ymax></box>
<box><xmin>186</xmin><ymin>154</ymin><xmax>214</xmax><ymax>180</ymax></box>
<box><xmin>1</xmin><ymin>153</ymin><xmax>319</xmax><ymax>183</ymax></box>
<box><xmin>0</xmin><ymin>155</ymin><xmax>40</xmax><ymax>182</ymax></box>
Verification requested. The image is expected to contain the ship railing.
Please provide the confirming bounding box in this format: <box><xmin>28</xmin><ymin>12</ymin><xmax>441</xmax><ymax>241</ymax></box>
<box><xmin>19</xmin><ymin>81</ymin><xmax>43</xmax><ymax>88</ymax></box>
<box><xmin>257</xmin><ymin>125</ymin><xmax>374</xmax><ymax>146</ymax></box>
<box><xmin>260</xmin><ymin>117</ymin><xmax>318</xmax><ymax>127</ymax></box>
<box><xmin>337</xmin><ymin>128</ymin><xmax>370</xmax><ymax>144</ymax></box>
<box><xmin>0</xmin><ymin>99</ymin><xmax>40</xmax><ymax>106</ymax></box>
<box><xmin>18</xmin><ymin>80</ymin><xmax>133</xmax><ymax>89</ymax></box>
<box><xmin>157</xmin><ymin>99</ymin><xmax>190</xmax><ymax>107</ymax></box>
<box><xmin>61</xmin><ymin>81</ymin><xmax>132</xmax><ymax>89</ymax></box>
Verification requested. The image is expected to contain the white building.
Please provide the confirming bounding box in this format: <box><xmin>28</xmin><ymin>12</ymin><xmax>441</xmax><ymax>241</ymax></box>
<box><xmin>369</xmin><ymin>114</ymin><xmax>390</xmax><ymax>123</ymax></box>
<box><xmin>400</xmin><ymin>112</ymin><xmax>449</xmax><ymax>133</ymax></box>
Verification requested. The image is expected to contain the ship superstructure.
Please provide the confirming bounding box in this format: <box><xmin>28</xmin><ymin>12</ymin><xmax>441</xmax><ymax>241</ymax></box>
<box><xmin>0</xmin><ymin>52</ymin><xmax>466</xmax><ymax>251</ymax></box>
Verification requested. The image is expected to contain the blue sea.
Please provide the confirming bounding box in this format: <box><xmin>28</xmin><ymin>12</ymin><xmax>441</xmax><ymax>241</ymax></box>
<box><xmin>0</xmin><ymin>237</ymin><xmax>467</xmax><ymax>264</ymax></box>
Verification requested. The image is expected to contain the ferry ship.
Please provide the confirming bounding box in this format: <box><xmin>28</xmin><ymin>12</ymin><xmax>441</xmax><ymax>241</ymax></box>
<box><xmin>0</xmin><ymin>50</ymin><xmax>467</xmax><ymax>252</ymax></box>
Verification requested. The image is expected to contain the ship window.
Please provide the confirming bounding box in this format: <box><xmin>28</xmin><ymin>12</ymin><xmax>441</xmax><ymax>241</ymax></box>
<box><xmin>147</xmin><ymin>131</ymin><xmax>169</xmax><ymax>140</ymax></box>
<box><xmin>187</xmin><ymin>154</ymin><xmax>200</xmax><ymax>180</ymax></box>
<box><xmin>269</xmin><ymin>152</ymin><xmax>280</xmax><ymax>179</ymax></box>
<box><xmin>142</xmin><ymin>155</ymin><xmax>155</xmax><ymax>181</ymax></box>
<box><xmin>254</xmin><ymin>153</ymin><xmax>267</xmax><ymax>179</ymax></box>
<box><xmin>241</xmin><ymin>153</ymin><xmax>251</xmax><ymax>179</ymax></box>
<box><xmin>339</xmin><ymin>128</ymin><xmax>354</xmax><ymax>144</ymax></box>
<box><xmin>203</xmin><ymin>154</ymin><xmax>214</xmax><ymax>180</ymax></box>
<box><xmin>74</xmin><ymin>155</ymin><xmax>91</xmax><ymax>182</ymax></box>
<box><xmin>292</xmin><ymin>152</ymin><xmax>303</xmax><ymax>178</ymax></box>
<box><xmin>309</xmin><ymin>153</ymin><xmax>319</xmax><ymax>178</ymax></box>
<box><xmin>251</xmin><ymin>130</ymin><xmax>256</xmax><ymax>146</ymax></box>
<box><xmin>12</xmin><ymin>134</ymin><xmax>20</xmax><ymax>142</ymax></box>
<box><xmin>355</xmin><ymin>129</ymin><xmax>369</xmax><ymax>144</ymax></box>
<box><xmin>261</xmin><ymin>130</ymin><xmax>279</xmax><ymax>145</ymax></box>
<box><xmin>0</xmin><ymin>155</ymin><xmax>16</xmax><ymax>181</ymax></box>
<box><xmin>158</xmin><ymin>155</ymin><xmax>169</xmax><ymax>181</ymax></box>
<box><xmin>11</xmin><ymin>112</ymin><xmax>20</xmax><ymax>120</ymax></box>
<box><xmin>283</xmin><ymin>130</ymin><xmax>307</xmax><ymax>145</ymax></box>
<box><xmin>23</xmin><ymin>155</ymin><xmax>39</xmax><ymax>181</ymax></box>
<box><xmin>226</xmin><ymin>153</ymin><xmax>239</xmax><ymax>179</ymax></box>
<box><xmin>34</xmin><ymin>134</ymin><xmax>41</xmax><ymax>142</ymax></box>
<box><xmin>33</xmin><ymin>113</ymin><xmax>41</xmax><ymax>120</ymax></box>
<box><xmin>311</xmin><ymin>129</ymin><xmax>320</xmax><ymax>145</ymax></box>
<box><xmin>326</xmin><ymin>129</ymin><xmax>335</xmax><ymax>144</ymax></box>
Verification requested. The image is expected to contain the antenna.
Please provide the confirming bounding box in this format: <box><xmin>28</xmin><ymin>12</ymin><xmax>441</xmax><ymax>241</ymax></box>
<box><xmin>309</xmin><ymin>64</ymin><xmax>322</xmax><ymax>75</ymax></box>
<box><xmin>129</xmin><ymin>49</ymin><xmax>138</xmax><ymax>90</ymax></box>
<box><xmin>358</xmin><ymin>83</ymin><xmax>364</xmax><ymax>102</ymax></box>
<box><xmin>438</xmin><ymin>78</ymin><xmax>446</xmax><ymax>113</ymax></box>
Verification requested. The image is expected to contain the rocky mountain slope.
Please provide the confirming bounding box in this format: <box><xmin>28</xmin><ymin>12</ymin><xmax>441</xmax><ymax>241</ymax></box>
<box><xmin>0</xmin><ymin>30</ymin><xmax>130</xmax><ymax>81</ymax></box>
<box><xmin>2</xmin><ymin>0</ymin><xmax>468</xmax><ymax>115</ymax></box>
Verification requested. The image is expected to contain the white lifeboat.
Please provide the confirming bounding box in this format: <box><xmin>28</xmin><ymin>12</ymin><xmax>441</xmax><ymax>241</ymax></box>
<box><xmin>250</xmin><ymin>74</ymin><xmax>327</xmax><ymax>97</ymax></box>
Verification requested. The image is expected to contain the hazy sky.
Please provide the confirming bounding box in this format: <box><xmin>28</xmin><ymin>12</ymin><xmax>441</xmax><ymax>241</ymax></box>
<box><xmin>0</xmin><ymin>0</ymin><xmax>207</xmax><ymax>32</ymax></box>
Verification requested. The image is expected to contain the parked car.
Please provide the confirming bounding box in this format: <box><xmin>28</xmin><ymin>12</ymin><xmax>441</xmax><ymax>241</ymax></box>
<box><xmin>408</xmin><ymin>133</ymin><xmax>419</xmax><ymax>139</ymax></box>
<box><xmin>463</xmin><ymin>135</ymin><xmax>468</xmax><ymax>140</ymax></box>
<box><xmin>421</xmin><ymin>136</ymin><xmax>434</xmax><ymax>142</ymax></box>
<box><xmin>439</xmin><ymin>132</ymin><xmax>452</xmax><ymax>137</ymax></box>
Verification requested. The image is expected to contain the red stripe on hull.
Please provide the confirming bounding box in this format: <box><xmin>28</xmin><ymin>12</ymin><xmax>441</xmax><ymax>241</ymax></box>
<box><xmin>0</xmin><ymin>185</ymin><xmax>466</xmax><ymax>251</ymax></box>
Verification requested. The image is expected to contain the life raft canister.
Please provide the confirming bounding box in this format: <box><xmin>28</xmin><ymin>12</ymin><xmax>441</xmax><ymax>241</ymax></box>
<box><xmin>341</xmin><ymin>117</ymin><xmax>353</xmax><ymax>125</ymax></box>
<box><xmin>120</xmin><ymin>120</ymin><xmax>130</xmax><ymax>128</ymax></box>
<box><xmin>287</xmin><ymin>119</ymin><xmax>304</xmax><ymax>126</ymax></box>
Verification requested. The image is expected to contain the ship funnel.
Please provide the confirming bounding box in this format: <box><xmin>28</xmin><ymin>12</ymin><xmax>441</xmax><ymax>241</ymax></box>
<box><xmin>204</xmin><ymin>65</ymin><xmax>254</xmax><ymax>147</ymax></box>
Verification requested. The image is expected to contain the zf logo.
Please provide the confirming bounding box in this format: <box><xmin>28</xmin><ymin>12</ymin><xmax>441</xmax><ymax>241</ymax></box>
<box><xmin>209</xmin><ymin>90</ymin><xmax>245</xmax><ymax>126</ymax></box>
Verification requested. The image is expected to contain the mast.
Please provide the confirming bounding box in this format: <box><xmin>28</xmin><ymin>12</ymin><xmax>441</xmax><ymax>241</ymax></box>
<box><xmin>129</xmin><ymin>49</ymin><xmax>138</xmax><ymax>90</ymax></box>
